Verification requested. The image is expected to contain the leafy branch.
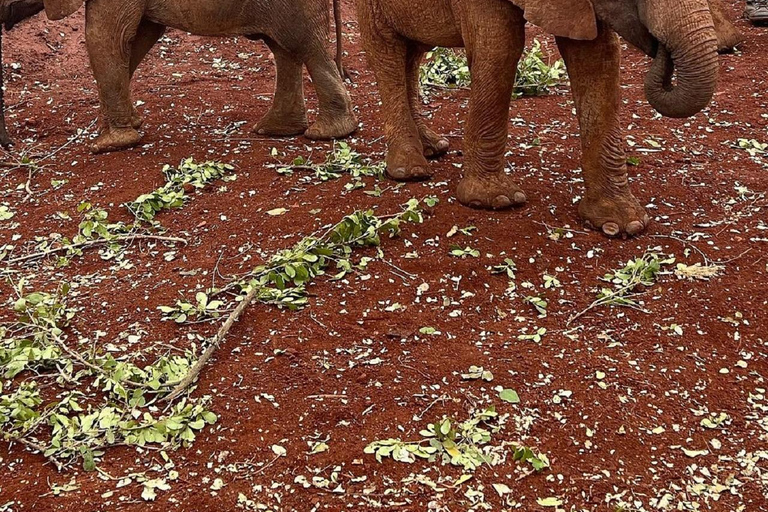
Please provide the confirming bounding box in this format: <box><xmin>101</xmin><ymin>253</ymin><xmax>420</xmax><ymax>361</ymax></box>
<box><xmin>162</xmin><ymin>199</ymin><xmax>426</xmax><ymax>402</ymax></box>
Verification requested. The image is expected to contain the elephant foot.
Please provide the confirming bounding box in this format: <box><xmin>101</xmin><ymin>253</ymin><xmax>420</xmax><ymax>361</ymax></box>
<box><xmin>253</xmin><ymin>110</ymin><xmax>308</xmax><ymax>137</ymax></box>
<box><xmin>420</xmin><ymin>127</ymin><xmax>450</xmax><ymax>158</ymax></box>
<box><xmin>579</xmin><ymin>192</ymin><xmax>650</xmax><ymax>238</ymax></box>
<box><xmin>304</xmin><ymin>110</ymin><xmax>358</xmax><ymax>140</ymax></box>
<box><xmin>91</xmin><ymin>128</ymin><xmax>142</xmax><ymax>154</ymax></box>
<box><xmin>457</xmin><ymin>173</ymin><xmax>527</xmax><ymax>210</ymax></box>
<box><xmin>385</xmin><ymin>143</ymin><xmax>432</xmax><ymax>182</ymax></box>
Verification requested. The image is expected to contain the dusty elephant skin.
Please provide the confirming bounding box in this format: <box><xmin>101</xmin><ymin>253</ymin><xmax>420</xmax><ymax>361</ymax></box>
<box><xmin>0</xmin><ymin>0</ymin><xmax>44</xmax><ymax>147</ymax></box>
<box><xmin>354</xmin><ymin>0</ymin><xmax>720</xmax><ymax>238</ymax></box>
<box><xmin>41</xmin><ymin>0</ymin><xmax>357</xmax><ymax>154</ymax></box>
<box><xmin>709</xmin><ymin>0</ymin><xmax>744</xmax><ymax>52</ymax></box>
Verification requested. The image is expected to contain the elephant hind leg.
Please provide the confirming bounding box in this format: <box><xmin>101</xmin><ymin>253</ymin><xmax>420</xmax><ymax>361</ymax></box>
<box><xmin>301</xmin><ymin>47</ymin><xmax>358</xmax><ymax>140</ymax></box>
<box><xmin>86</xmin><ymin>0</ymin><xmax>143</xmax><ymax>154</ymax></box>
<box><xmin>556</xmin><ymin>27</ymin><xmax>650</xmax><ymax>238</ymax></box>
<box><xmin>358</xmin><ymin>29</ymin><xmax>430</xmax><ymax>180</ymax></box>
<box><xmin>406</xmin><ymin>45</ymin><xmax>449</xmax><ymax>159</ymax></box>
<box><xmin>127</xmin><ymin>20</ymin><xmax>165</xmax><ymax>129</ymax></box>
<box><xmin>252</xmin><ymin>38</ymin><xmax>309</xmax><ymax>137</ymax></box>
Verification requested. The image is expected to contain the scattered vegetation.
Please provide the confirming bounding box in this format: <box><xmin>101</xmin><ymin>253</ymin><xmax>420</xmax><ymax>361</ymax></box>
<box><xmin>0</xmin><ymin>281</ymin><xmax>217</xmax><ymax>471</ymax></box>
<box><xmin>275</xmin><ymin>142</ymin><xmax>385</xmax><ymax>191</ymax></box>
<box><xmin>420</xmin><ymin>40</ymin><xmax>566</xmax><ymax>98</ymax></box>
<box><xmin>365</xmin><ymin>406</ymin><xmax>549</xmax><ymax>473</ymax></box>
<box><xmin>126</xmin><ymin>159</ymin><xmax>234</xmax><ymax>222</ymax></box>
<box><xmin>420</xmin><ymin>48</ymin><xmax>471</xmax><ymax>90</ymax></box>
<box><xmin>569</xmin><ymin>251</ymin><xmax>675</xmax><ymax>324</ymax></box>
<box><xmin>161</xmin><ymin>199</ymin><xmax>427</xmax><ymax>402</ymax></box>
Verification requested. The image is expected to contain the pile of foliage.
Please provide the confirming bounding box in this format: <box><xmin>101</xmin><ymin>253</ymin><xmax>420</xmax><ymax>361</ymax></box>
<box><xmin>419</xmin><ymin>40</ymin><xmax>566</xmax><ymax>97</ymax></box>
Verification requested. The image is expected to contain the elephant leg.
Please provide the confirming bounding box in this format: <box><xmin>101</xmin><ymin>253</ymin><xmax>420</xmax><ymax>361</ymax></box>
<box><xmin>406</xmin><ymin>46</ymin><xmax>449</xmax><ymax>158</ymax></box>
<box><xmin>85</xmin><ymin>0</ymin><xmax>143</xmax><ymax>154</ymax></box>
<box><xmin>455</xmin><ymin>1</ymin><xmax>527</xmax><ymax>210</ymax></box>
<box><xmin>128</xmin><ymin>20</ymin><xmax>165</xmax><ymax>129</ymax></box>
<box><xmin>709</xmin><ymin>0</ymin><xmax>743</xmax><ymax>53</ymax></box>
<box><xmin>252</xmin><ymin>38</ymin><xmax>309</xmax><ymax>137</ymax></box>
<box><xmin>359</xmin><ymin>24</ymin><xmax>430</xmax><ymax>181</ymax></box>
<box><xmin>300</xmin><ymin>44</ymin><xmax>357</xmax><ymax>140</ymax></box>
<box><xmin>556</xmin><ymin>28</ymin><xmax>650</xmax><ymax>237</ymax></box>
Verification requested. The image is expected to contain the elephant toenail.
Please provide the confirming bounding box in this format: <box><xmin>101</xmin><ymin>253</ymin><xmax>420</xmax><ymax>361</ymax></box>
<box><xmin>626</xmin><ymin>221</ymin><xmax>645</xmax><ymax>235</ymax></box>
<box><xmin>437</xmin><ymin>140</ymin><xmax>449</xmax><ymax>151</ymax></box>
<box><xmin>643</xmin><ymin>214</ymin><xmax>651</xmax><ymax>225</ymax></box>
<box><xmin>469</xmin><ymin>200</ymin><xmax>483</xmax><ymax>209</ymax></box>
<box><xmin>411</xmin><ymin>167</ymin><xmax>431</xmax><ymax>181</ymax></box>
<box><xmin>602</xmin><ymin>223</ymin><xmax>620</xmax><ymax>236</ymax></box>
<box><xmin>492</xmin><ymin>195</ymin><xmax>512</xmax><ymax>209</ymax></box>
<box><xmin>513</xmin><ymin>192</ymin><xmax>527</xmax><ymax>204</ymax></box>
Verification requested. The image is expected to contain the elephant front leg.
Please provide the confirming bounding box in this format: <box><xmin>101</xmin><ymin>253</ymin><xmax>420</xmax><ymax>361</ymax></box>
<box><xmin>253</xmin><ymin>39</ymin><xmax>309</xmax><ymax>137</ymax></box>
<box><xmin>556</xmin><ymin>28</ymin><xmax>650</xmax><ymax>237</ymax></box>
<box><xmin>456</xmin><ymin>1</ymin><xmax>527</xmax><ymax>209</ymax></box>
<box><xmin>86</xmin><ymin>0</ymin><xmax>142</xmax><ymax>154</ymax></box>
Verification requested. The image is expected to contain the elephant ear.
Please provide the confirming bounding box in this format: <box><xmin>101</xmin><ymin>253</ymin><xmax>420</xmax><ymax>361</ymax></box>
<box><xmin>518</xmin><ymin>0</ymin><xmax>598</xmax><ymax>40</ymax></box>
<box><xmin>43</xmin><ymin>0</ymin><xmax>84</xmax><ymax>20</ymax></box>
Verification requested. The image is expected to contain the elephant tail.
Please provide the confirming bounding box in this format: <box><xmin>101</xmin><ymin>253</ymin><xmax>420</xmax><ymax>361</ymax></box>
<box><xmin>333</xmin><ymin>0</ymin><xmax>351</xmax><ymax>81</ymax></box>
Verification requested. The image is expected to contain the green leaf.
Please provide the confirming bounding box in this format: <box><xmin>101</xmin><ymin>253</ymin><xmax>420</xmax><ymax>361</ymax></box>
<box><xmin>499</xmin><ymin>389</ymin><xmax>520</xmax><ymax>404</ymax></box>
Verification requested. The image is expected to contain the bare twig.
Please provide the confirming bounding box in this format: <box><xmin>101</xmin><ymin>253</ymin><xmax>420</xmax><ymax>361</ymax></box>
<box><xmin>162</xmin><ymin>282</ymin><xmax>261</xmax><ymax>403</ymax></box>
<box><xmin>7</xmin><ymin>234</ymin><xmax>187</xmax><ymax>265</ymax></box>
<box><xmin>8</xmin><ymin>437</ymin><xmax>64</xmax><ymax>471</ymax></box>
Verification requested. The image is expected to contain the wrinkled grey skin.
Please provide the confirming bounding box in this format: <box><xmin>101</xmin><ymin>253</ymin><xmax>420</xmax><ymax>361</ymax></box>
<box><xmin>1</xmin><ymin>0</ymin><xmax>44</xmax><ymax>147</ymax></box>
<box><xmin>42</xmin><ymin>0</ymin><xmax>357</xmax><ymax>154</ymax></box>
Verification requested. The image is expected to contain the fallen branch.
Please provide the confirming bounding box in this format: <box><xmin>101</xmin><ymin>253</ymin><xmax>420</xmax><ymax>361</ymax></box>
<box><xmin>8</xmin><ymin>436</ymin><xmax>65</xmax><ymax>471</ymax></box>
<box><xmin>6</xmin><ymin>234</ymin><xmax>187</xmax><ymax>265</ymax></box>
<box><xmin>161</xmin><ymin>201</ymin><xmax>425</xmax><ymax>403</ymax></box>
<box><xmin>162</xmin><ymin>283</ymin><xmax>260</xmax><ymax>403</ymax></box>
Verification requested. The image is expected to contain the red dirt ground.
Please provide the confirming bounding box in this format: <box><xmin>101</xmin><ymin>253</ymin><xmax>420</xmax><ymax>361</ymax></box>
<box><xmin>1</xmin><ymin>1</ymin><xmax>766</xmax><ymax>511</ymax></box>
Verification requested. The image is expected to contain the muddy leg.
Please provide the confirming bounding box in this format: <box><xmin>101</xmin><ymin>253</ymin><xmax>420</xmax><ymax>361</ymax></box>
<box><xmin>455</xmin><ymin>0</ymin><xmax>527</xmax><ymax>209</ymax></box>
<box><xmin>358</xmin><ymin>22</ymin><xmax>431</xmax><ymax>181</ymax></box>
<box><xmin>406</xmin><ymin>45</ymin><xmax>449</xmax><ymax>158</ymax></box>
<box><xmin>127</xmin><ymin>20</ymin><xmax>165</xmax><ymax>129</ymax></box>
<box><xmin>253</xmin><ymin>39</ymin><xmax>309</xmax><ymax>137</ymax></box>
<box><xmin>556</xmin><ymin>27</ymin><xmax>650</xmax><ymax>237</ymax></box>
<box><xmin>301</xmin><ymin>46</ymin><xmax>357</xmax><ymax>140</ymax></box>
<box><xmin>86</xmin><ymin>0</ymin><xmax>143</xmax><ymax>154</ymax></box>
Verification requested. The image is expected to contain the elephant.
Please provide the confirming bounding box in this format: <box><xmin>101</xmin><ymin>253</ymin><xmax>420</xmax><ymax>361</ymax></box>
<box><xmin>354</xmin><ymin>0</ymin><xmax>720</xmax><ymax>237</ymax></box>
<box><xmin>709</xmin><ymin>0</ymin><xmax>744</xmax><ymax>52</ymax></box>
<box><xmin>1</xmin><ymin>0</ymin><xmax>44</xmax><ymax>147</ymax></box>
<box><xmin>41</xmin><ymin>0</ymin><xmax>358</xmax><ymax>154</ymax></box>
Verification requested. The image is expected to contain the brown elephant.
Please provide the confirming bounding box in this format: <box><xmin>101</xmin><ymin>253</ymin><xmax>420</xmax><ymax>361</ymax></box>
<box><xmin>1</xmin><ymin>0</ymin><xmax>44</xmax><ymax>147</ymax></box>
<box><xmin>41</xmin><ymin>0</ymin><xmax>357</xmax><ymax>154</ymax></box>
<box><xmin>355</xmin><ymin>0</ymin><xmax>720</xmax><ymax>237</ymax></box>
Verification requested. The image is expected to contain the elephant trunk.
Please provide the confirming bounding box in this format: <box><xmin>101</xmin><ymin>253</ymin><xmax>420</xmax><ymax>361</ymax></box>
<box><xmin>643</xmin><ymin>1</ymin><xmax>719</xmax><ymax>119</ymax></box>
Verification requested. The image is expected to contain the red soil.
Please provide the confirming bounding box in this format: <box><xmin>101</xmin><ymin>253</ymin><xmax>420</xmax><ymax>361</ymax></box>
<box><xmin>1</xmin><ymin>1</ymin><xmax>766</xmax><ymax>511</ymax></box>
